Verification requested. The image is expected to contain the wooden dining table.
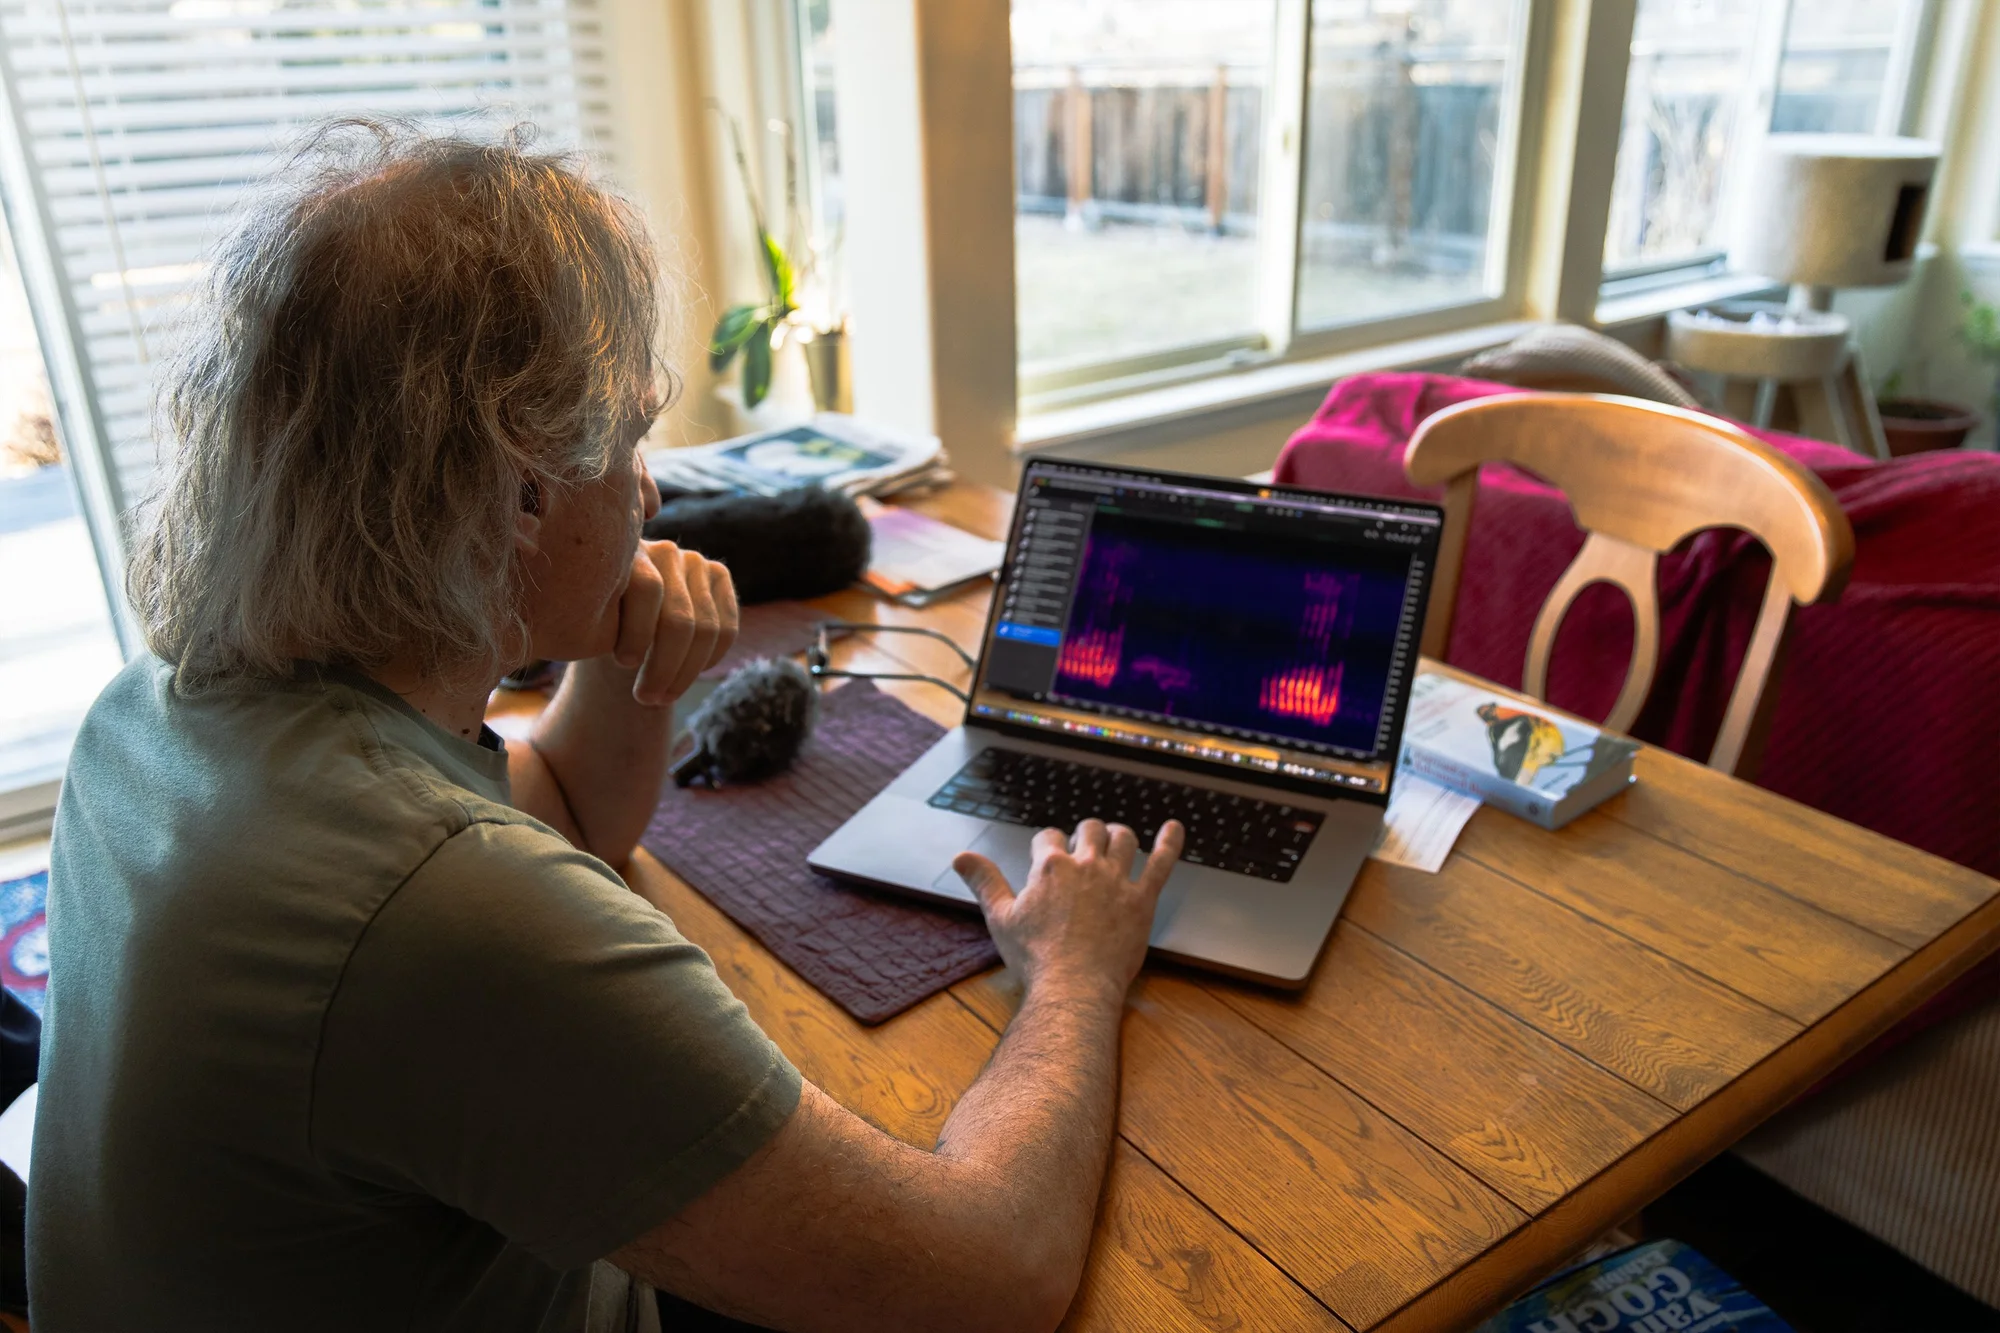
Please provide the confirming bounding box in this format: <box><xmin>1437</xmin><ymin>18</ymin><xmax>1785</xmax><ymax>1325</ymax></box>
<box><xmin>497</xmin><ymin>481</ymin><xmax>2000</xmax><ymax>1332</ymax></box>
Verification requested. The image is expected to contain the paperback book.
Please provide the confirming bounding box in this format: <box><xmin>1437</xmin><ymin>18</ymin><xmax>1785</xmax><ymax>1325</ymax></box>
<box><xmin>1475</xmin><ymin>1239</ymin><xmax>1793</xmax><ymax>1333</ymax></box>
<box><xmin>1398</xmin><ymin>672</ymin><xmax>1637</xmax><ymax>830</ymax></box>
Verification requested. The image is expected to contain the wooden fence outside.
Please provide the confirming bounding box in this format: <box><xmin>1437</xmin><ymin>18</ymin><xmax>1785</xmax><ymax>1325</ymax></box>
<box><xmin>1015</xmin><ymin>47</ymin><xmax>1505</xmax><ymax>276</ymax></box>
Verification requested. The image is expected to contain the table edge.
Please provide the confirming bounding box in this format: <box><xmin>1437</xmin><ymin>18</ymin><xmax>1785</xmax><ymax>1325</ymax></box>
<box><xmin>1365</xmin><ymin>884</ymin><xmax>2000</xmax><ymax>1333</ymax></box>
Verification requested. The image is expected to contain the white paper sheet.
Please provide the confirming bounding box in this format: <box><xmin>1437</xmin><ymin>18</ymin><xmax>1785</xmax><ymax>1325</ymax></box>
<box><xmin>860</xmin><ymin>502</ymin><xmax>1005</xmax><ymax>599</ymax></box>
<box><xmin>0</xmin><ymin>1084</ymin><xmax>36</xmax><ymax>1186</ymax></box>
<box><xmin>1370</xmin><ymin>773</ymin><xmax>1481</xmax><ymax>874</ymax></box>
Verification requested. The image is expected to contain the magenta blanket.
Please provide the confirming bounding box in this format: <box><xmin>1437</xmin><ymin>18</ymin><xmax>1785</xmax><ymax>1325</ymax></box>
<box><xmin>1273</xmin><ymin>372</ymin><xmax>2000</xmax><ymax>880</ymax></box>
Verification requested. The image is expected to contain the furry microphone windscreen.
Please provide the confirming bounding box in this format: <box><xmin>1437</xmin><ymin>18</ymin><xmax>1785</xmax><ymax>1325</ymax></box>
<box><xmin>644</xmin><ymin>487</ymin><xmax>871</xmax><ymax>604</ymax></box>
<box><xmin>672</xmin><ymin>657</ymin><xmax>821</xmax><ymax>788</ymax></box>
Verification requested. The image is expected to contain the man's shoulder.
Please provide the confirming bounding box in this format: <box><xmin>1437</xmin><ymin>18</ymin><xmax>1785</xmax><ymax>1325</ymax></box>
<box><xmin>52</xmin><ymin>658</ymin><xmax>548</xmax><ymax>941</ymax></box>
<box><xmin>392</xmin><ymin>817</ymin><xmax>657</xmax><ymax>951</ymax></box>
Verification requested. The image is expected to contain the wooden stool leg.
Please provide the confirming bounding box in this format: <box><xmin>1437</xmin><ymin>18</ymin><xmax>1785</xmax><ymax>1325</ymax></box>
<box><xmin>1792</xmin><ymin>375</ymin><xmax>1848</xmax><ymax>449</ymax></box>
<box><xmin>1752</xmin><ymin>378</ymin><xmax>1779</xmax><ymax>428</ymax></box>
<box><xmin>1835</xmin><ymin>350</ymin><xmax>1890</xmax><ymax>459</ymax></box>
<box><xmin>1722</xmin><ymin>379</ymin><xmax>1761</xmax><ymax>424</ymax></box>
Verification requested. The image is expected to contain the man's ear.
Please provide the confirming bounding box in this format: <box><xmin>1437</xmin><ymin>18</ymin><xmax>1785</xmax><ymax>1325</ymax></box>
<box><xmin>515</xmin><ymin>478</ymin><xmax>543</xmax><ymax>554</ymax></box>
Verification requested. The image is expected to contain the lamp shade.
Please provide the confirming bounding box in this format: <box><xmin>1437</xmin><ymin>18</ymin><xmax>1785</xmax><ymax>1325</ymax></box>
<box><xmin>1729</xmin><ymin>134</ymin><xmax>1939</xmax><ymax>289</ymax></box>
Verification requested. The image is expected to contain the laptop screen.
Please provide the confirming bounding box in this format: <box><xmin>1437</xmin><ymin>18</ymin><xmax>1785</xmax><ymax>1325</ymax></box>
<box><xmin>968</xmin><ymin>460</ymin><xmax>1443</xmax><ymax>799</ymax></box>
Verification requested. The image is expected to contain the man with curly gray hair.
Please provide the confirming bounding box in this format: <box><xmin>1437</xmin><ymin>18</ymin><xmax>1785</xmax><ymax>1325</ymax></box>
<box><xmin>32</xmin><ymin>122</ymin><xmax>1182</xmax><ymax>1332</ymax></box>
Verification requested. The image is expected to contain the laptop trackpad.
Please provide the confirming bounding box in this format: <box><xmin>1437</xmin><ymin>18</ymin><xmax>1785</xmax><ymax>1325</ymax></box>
<box><xmin>931</xmin><ymin>823</ymin><xmax>1037</xmax><ymax>899</ymax></box>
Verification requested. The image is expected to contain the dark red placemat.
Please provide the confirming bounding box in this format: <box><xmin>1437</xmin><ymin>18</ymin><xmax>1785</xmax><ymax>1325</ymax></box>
<box><xmin>641</xmin><ymin>681</ymin><xmax>998</xmax><ymax>1024</ymax></box>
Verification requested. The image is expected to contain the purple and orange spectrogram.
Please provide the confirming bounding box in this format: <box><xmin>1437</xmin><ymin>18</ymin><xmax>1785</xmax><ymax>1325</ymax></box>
<box><xmin>1048</xmin><ymin>512</ymin><xmax>1410</xmax><ymax>755</ymax></box>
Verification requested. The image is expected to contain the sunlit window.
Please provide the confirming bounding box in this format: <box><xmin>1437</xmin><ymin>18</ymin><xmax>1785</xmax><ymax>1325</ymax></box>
<box><xmin>1297</xmin><ymin>0</ymin><xmax>1523</xmax><ymax>332</ymax></box>
<box><xmin>1604</xmin><ymin>0</ymin><xmax>1920</xmax><ymax>276</ymax></box>
<box><xmin>0</xmin><ymin>232</ymin><xmax>122</xmax><ymax>798</ymax></box>
<box><xmin>1771</xmin><ymin>1</ymin><xmax>1903</xmax><ymax>135</ymax></box>
<box><xmin>1011</xmin><ymin>0</ymin><xmax>1277</xmax><ymax>376</ymax></box>
<box><xmin>1603</xmin><ymin>0</ymin><xmax>1761</xmax><ymax>273</ymax></box>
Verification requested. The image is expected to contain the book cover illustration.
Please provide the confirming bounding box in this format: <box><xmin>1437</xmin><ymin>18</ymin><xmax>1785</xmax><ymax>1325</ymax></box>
<box><xmin>1476</xmin><ymin>700</ymin><xmax>1635</xmax><ymax>793</ymax></box>
<box><xmin>1474</xmin><ymin>1238</ymin><xmax>1793</xmax><ymax>1333</ymax></box>
<box><xmin>649</xmin><ymin>415</ymin><xmax>947</xmax><ymax>498</ymax></box>
<box><xmin>1404</xmin><ymin>674</ymin><xmax>1635</xmax><ymax>802</ymax></box>
<box><xmin>715</xmin><ymin>426</ymin><xmax>897</xmax><ymax>486</ymax></box>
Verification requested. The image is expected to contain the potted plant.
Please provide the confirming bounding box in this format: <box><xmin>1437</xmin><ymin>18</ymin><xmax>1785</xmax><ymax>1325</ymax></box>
<box><xmin>705</xmin><ymin>105</ymin><xmax>846</xmax><ymax>413</ymax></box>
<box><xmin>1875</xmin><ymin>291</ymin><xmax>1997</xmax><ymax>456</ymax></box>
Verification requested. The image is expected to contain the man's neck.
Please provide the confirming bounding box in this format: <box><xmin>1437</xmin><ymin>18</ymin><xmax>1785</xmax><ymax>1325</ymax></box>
<box><xmin>367</xmin><ymin>659</ymin><xmax>500</xmax><ymax>744</ymax></box>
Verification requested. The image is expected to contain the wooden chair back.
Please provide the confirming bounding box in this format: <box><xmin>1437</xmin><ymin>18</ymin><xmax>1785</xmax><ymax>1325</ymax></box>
<box><xmin>1404</xmin><ymin>392</ymin><xmax>1854</xmax><ymax>778</ymax></box>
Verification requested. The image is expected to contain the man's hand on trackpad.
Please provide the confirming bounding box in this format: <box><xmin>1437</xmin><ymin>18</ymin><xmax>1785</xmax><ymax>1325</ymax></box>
<box><xmin>953</xmin><ymin>818</ymin><xmax>1185</xmax><ymax>1004</ymax></box>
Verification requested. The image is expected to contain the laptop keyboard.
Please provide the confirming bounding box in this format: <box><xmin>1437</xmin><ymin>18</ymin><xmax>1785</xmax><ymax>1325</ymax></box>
<box><xmin>927</xmin><ymin>748</ymin><xmax>1325</xmax><ymax>883</ymax></box>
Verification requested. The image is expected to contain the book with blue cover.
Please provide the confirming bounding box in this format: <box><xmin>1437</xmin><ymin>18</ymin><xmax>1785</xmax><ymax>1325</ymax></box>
<box><xmin>1475</xmin><ymin>1239</ymin><xmax>1794</xmax><ymax>1333</ymax></box>
<box><xmin>1398</xmin><ymin>672</ymin><xmax>1638</xmax><ymax>830</ymax></box>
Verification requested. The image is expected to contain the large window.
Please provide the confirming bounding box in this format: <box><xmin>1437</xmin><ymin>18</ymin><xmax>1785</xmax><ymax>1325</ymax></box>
<box><xmin>1297</xmin><ymin>1</ymin><xmax>1519</xmax><ymax>332</ymax></box>
<box><xmin>1011</xmin><ymin>0</ymin><xmax>1529</xmax><ymax>400</ymax></box>
<box><xmin>794</xmin><ymin>0</ymin><xmax>843</xmax><ymax>327</ymax></box>
<box><xmin>0</xmin><ymin>228</ymin><xmax>120</xmax><ymax>806</ymax></box>
<box><xmin>0</xmin><ymin>0</ymin><xmax>614</xmax><ymax>812</ymax></box>
<box><xmin>1011</xmin><ymin>0</ymin><xmax>1277</xmax><ymax>376</ymax></box>
<box><xmin>1603</xmin><ymin>0</ymin><xmax>1927</xmax><ymax>277</ymax></box>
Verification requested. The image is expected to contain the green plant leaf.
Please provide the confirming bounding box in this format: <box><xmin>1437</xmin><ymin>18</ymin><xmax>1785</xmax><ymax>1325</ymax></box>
<box><xmin>708</xmin><ymin>302</ymin><xmax>764</xmax><ymax>373</ymax></box>
<box><xmin>760</xmin><ymin>229</ymin><xmax>795</xmax><ymax>312</ymax></box>
<box><xmin>741</xmin><ymin>318</ymin><xmax>775</xmax><ymax>409</ymax></box>
<box><xmin>1962</xmin><ymin>289</ymin><xmax>2000</xmax><ymax>361</ymax></box>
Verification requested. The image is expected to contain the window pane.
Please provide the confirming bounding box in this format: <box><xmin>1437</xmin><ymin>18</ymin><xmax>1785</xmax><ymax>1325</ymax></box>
<box><xmin>1771</xmin><ymin>1</ymin><xmax>1901</xmax><ymax>134</ymax></box>
<box><xmin>1603</xmin><ymin>0</ymin><xmax>1760</xmax><ymax>272</ymax></box>
<box><xmin>1013</xmin><ymin>0</ymin><xmax>1275</xmax><ymax>374</ymax></box>
<box><xmin>0</xmin><ymin>232</ymin><xmax>121</xmax><ymax>795</ymax></box>
<box><xmin>1296</xmin><ymin>0</ymin><xmax>1522</xmax><ymax>333</ymax></box>
<box><xmin>797</xmin><ymin>0</ymin><xmax>844</xmax><ymax>323</ymax></box>
<box><xmin>0</xmin><ymin>0</ymin><xmax>614</xmax><ymax>519</ymax></box>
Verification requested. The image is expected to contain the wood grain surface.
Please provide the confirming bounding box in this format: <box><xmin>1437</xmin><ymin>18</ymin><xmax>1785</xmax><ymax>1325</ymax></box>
<box><xmin>1341</xmin><ymin>858</ymin><xmax>1801</xmax><ymax>1111</ymax></box>
<box><xmin>1455</xmin><ymin>808</ymin><xmax>1908</xmax><ymax>1022</ymax></box>
<box><xmin>1217</xmin><ymin>922</ymin><xmax>1675</xmax><ymax>1212</ymax></box>
<box><xmin>1116</xmin><ymin>977</ymin><xmax>1526</xmax><ymax>1330</ymax></box>
<box><xmin>501</xmin><ymin>481</ymin><xmax>1999</xmax><ymax>1332</ymax></box>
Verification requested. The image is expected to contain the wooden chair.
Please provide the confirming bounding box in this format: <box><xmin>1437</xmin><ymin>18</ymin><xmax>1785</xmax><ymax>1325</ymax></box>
<box><xmin>1404</xmin><ymin>392</ymin><xmax>1855</xmax><ymax>779</ymax></box>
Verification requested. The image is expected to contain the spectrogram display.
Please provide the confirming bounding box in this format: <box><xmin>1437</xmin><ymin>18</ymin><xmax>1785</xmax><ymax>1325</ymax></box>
<box><xmin>1051</xmin><ymin>511</ymin><xmax>1411</xmax><ymax>754</ymax></box>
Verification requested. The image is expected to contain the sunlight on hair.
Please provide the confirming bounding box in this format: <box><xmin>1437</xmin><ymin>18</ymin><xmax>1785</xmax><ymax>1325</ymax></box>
<box><xmin>127</xmin><ymin>117</ymin><xmax>672</xmax><ymax>689</ymax></box>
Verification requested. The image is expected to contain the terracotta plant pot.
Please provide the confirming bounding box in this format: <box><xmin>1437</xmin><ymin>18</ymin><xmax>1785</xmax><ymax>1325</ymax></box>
<box><xmin>1877</xmin><ymin>399</ymin><xmax>1980</xmax><ymax>456</ymax></box>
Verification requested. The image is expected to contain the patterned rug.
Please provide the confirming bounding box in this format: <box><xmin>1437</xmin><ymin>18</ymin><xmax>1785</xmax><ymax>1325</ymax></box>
<box><xmin>0</xmin><ymin>871</ymin><xmax>47</xmax><ymax>1017</ymax></box>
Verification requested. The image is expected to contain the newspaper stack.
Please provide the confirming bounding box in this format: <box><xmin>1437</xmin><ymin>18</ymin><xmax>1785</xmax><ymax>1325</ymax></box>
<box><xmin>647</xmin><ymin>414</ymin><xmax>952</xmax><ymax>499</ymax></box>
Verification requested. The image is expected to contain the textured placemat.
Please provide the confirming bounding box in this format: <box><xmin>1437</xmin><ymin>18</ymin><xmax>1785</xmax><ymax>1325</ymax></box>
<box><xmin>641</xmin><ymin>681</ymin><xmax>998</xmax><ymax>1024</ymax></box>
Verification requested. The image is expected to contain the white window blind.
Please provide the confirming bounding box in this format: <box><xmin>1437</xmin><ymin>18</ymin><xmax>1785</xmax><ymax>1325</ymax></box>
<box><xmin>0</xmin><ymin>0</ymin><xmax>615</xmax><ymax>570</ymax></box>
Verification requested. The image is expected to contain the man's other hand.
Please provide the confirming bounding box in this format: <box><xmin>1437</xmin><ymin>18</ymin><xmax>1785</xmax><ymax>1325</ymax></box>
<box><xmin>953</xmin><ymin>819</ymin><xmax>1185</xmax><ymax>1004</ymax></box>
<box><xmin>613</xmin><ymin>540</ymin><xmax>739</xmax><ymax>707</ymax></box>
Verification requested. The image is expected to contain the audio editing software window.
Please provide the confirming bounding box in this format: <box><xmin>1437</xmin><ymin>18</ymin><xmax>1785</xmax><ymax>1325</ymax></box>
<box><xmin>974</xmin><ymin>463</ymin><xmax>1439</xmax><ymax>793</ymax></box>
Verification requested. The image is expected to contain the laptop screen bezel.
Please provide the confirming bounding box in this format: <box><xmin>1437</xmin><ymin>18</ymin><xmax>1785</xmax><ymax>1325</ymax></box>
<box><xmin>961</xmin><ymin>458</ymin><xmax>1446</xmax><ymax>806</ymax></box>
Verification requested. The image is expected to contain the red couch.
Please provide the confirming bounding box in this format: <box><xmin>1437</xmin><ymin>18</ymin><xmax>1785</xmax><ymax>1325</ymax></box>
<box><xmin>1277</xmin><ymin>372</ymin><xmax>2000</xmax><ymax>1071</ymax></box>
<box><xmin>1276</xmin><ymin>372</ymin><xmax>2000</xmax><ymax>882</ymax></box>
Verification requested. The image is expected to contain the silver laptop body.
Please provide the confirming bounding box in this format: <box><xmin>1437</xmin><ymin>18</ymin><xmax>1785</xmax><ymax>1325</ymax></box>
<box><xmin>808</xmin><ymin>459</ymin><xmax>1444</xmax><ymax>989</ymax></box>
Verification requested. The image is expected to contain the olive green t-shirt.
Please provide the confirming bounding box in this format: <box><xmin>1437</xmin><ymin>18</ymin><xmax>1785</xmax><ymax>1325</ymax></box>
<box><xmin>30</xmin><ymin>658</ymin><xmax>801</xmax><ymax>1331</ymax></box>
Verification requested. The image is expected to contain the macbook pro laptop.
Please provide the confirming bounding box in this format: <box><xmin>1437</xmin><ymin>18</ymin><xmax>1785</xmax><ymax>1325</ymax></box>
<box><xmin>807</xmin><ymin>459</ymin><xmax>1443</xmax><ymax>988</ymax></box>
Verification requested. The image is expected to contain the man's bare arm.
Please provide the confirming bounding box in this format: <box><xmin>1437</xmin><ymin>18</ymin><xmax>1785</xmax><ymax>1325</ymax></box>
<box><xmin>612</xmin><ymin>819</ymin><xmax>1184</xmax><ymax>1333</ymax></box>
<box><xmin>507</xmin><ymin>543</ymin><xmax>736</xmax><ymax>864</ymax></box>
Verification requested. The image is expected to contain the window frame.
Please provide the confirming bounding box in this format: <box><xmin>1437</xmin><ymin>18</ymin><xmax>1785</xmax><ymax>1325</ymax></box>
<box><xmin>1011</xmin><ymin>0</ymin><xmax>1550</xmax><ymax>412</ymax></box>
<box><xmin>1598</xmin><ymin>0</ymin><xmax>1942</xmax><ymax>289</ymax></box>
<box><xmin>0</xmin><ymin>0</ymin><xmax>626</xmax><ymax>819</ymax></box>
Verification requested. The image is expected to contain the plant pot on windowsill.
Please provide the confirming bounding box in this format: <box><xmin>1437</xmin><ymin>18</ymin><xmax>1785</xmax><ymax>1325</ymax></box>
<box><xmin>1877</xmin><ymin>399</ymin><xmax>1980</xmax><ymax>456</ymax></box>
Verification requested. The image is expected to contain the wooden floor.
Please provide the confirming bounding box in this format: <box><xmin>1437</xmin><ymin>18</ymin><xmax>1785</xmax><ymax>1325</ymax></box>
<box><xmin>514</xmin><ymin>484</ymin><xmax>2000</xmax><ymax>1331</ymax></box>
